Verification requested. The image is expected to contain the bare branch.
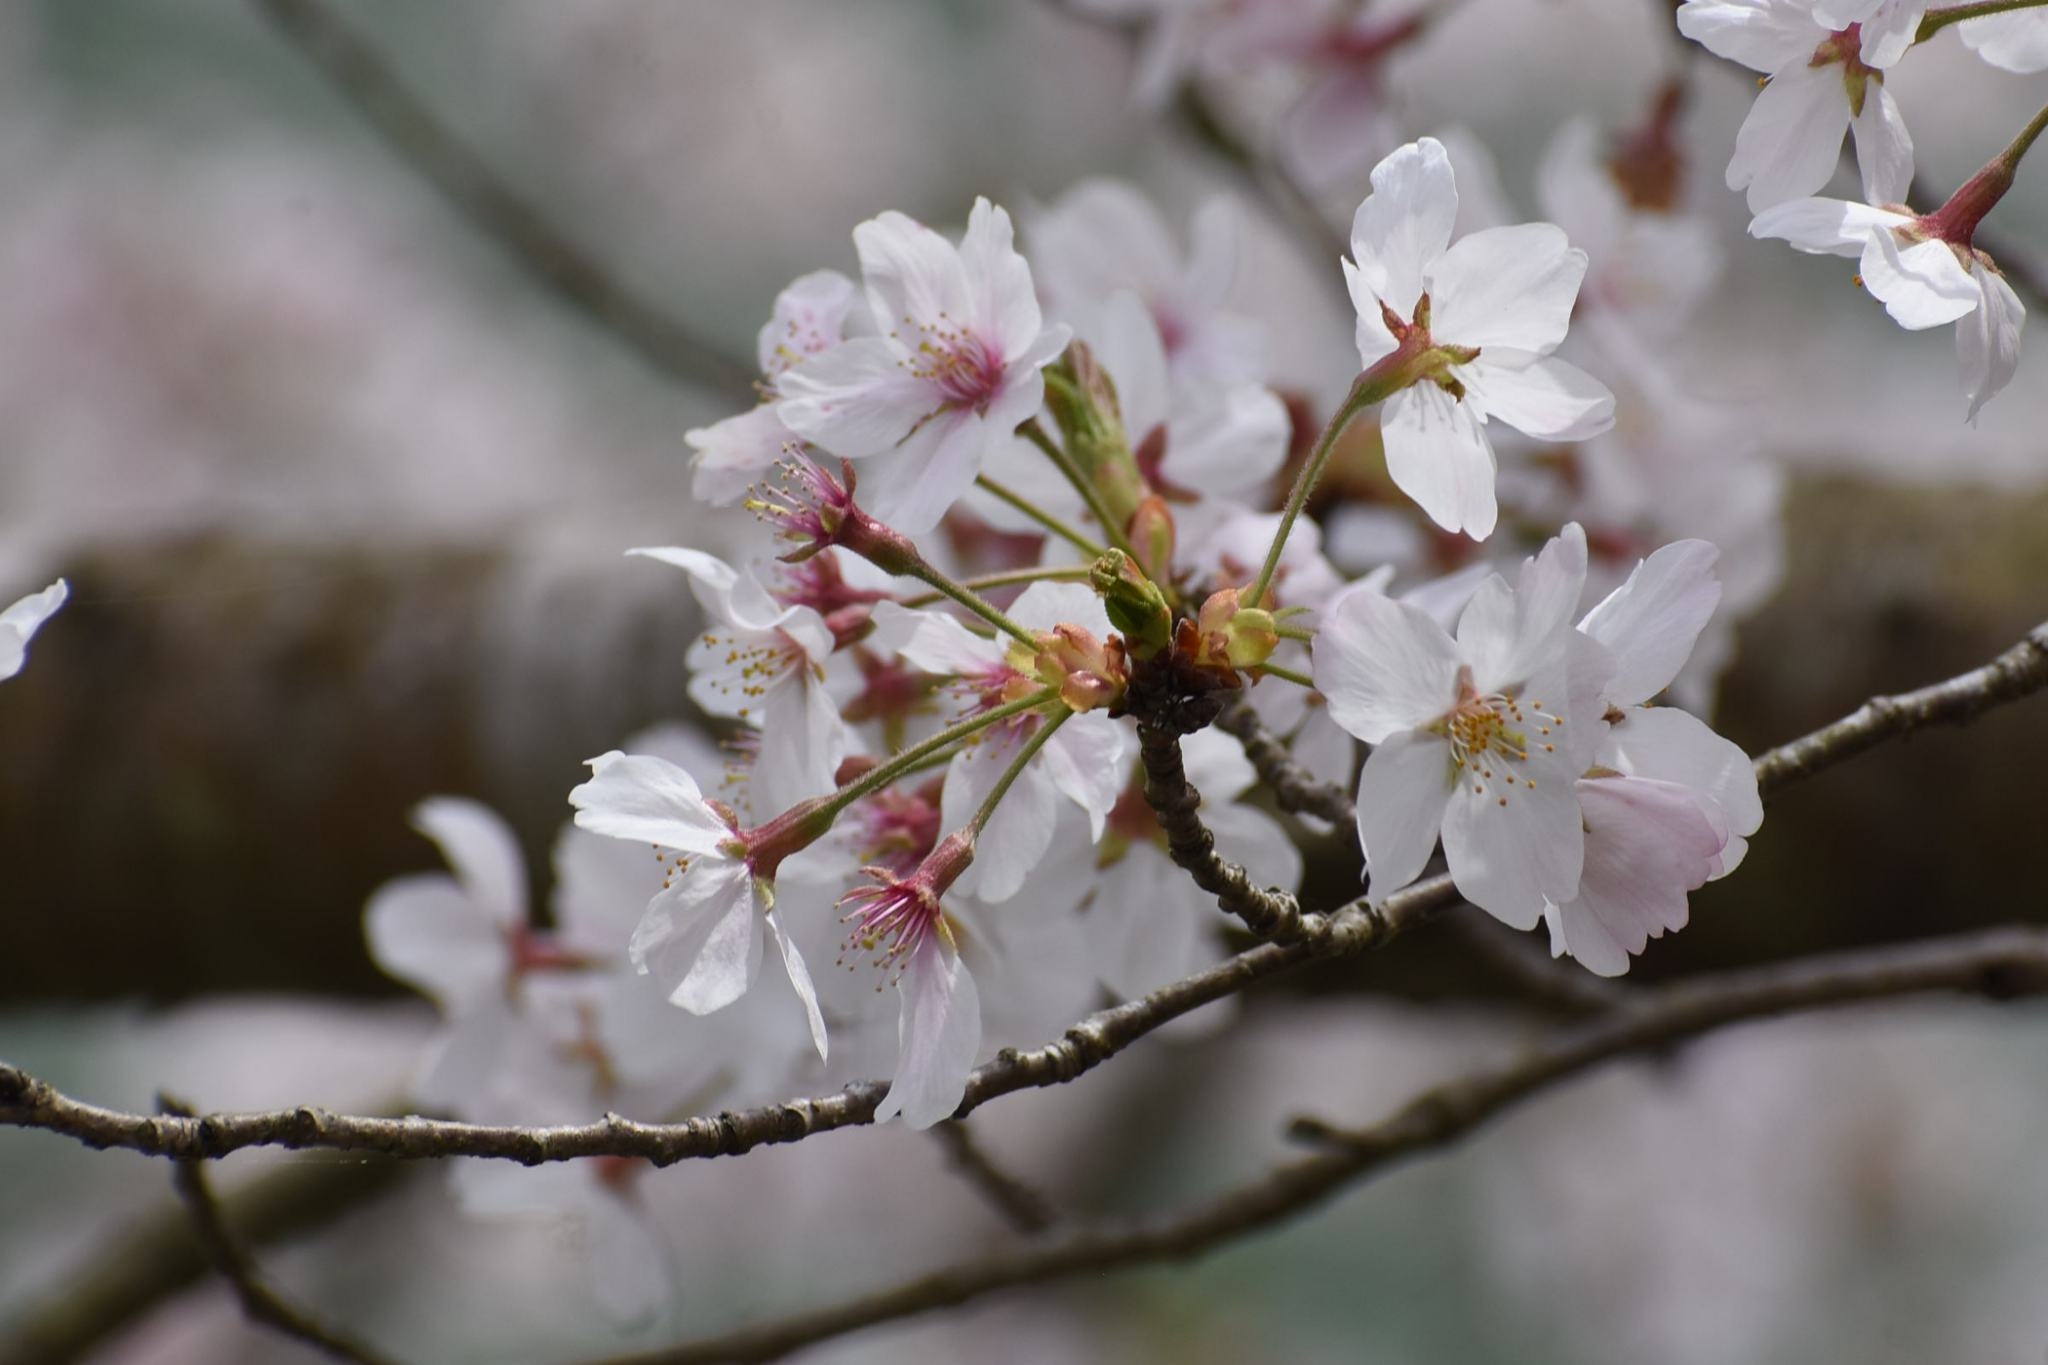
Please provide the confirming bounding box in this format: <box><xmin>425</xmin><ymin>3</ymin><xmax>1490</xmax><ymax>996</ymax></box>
<box><xmin>6</xmin><ymin>620</ymin><xmax>2047</xmax><ymax>1164</ymax></box>
<box><xmin>1753</xmin><ymin>621</ymin><xmax>2048</xmax><ymax>795</ymax></box>
<box><xmin>607</xmin><ymin>926</ymin><xmax>2048</xmax><ymax>1364</ymax></box>
<box><xmin>1213</xmin><ymin>693</ymin><xmax>1355</xmax><ymax>825</ymax></box>
<box><xmin>251</xmin><ymin>0</ymin><xmax>756</xmax><ymax>399</ymax></box>
<box><xmin>163</xmin><ymin>1100</ymin><xmax>401</xmax><ymax>1365</ymax></box>
<box><xmin>929</xmin><ymin>1119</ymin><xmax>1059</xmax><ymax>1235</ymax></box>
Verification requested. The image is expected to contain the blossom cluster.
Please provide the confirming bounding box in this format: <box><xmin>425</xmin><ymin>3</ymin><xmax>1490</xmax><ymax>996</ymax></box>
<box><xmin>347</xmin><ymin>4</ymin><xmax>2048</xmax><ymax>1306</ymax></box>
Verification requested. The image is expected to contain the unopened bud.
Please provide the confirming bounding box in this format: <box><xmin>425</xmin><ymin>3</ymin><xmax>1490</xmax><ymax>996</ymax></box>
<box><xmin>1128</xmin><ymin>494</ymin><xmax>1177</xmax><ymax>585</ymax></box>
<box><xmin>1046</xmin><ymin>343</ymin><xmax>1149</xmax><ymax>524</ymax></box>
<box><xmin>1091</xmin><ymin>549</ymin><xmax>1173</xmax><ymax>658</ymax></box>
<box><xmin>1194</xmin><ymin>588</ymin><xmax>1279</xmax><ymax>671</ymax></box>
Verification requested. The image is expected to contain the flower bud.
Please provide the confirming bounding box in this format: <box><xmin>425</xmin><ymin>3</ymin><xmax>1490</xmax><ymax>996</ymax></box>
<box><xmin>1193</xmin><ymin>588</ymin><xmax>1279</xmax><ymax>672</ymax></box>
<box><xmin>1091</xmin><ymin>549</ymin><xmax>1173</xmax><ymax>658</ymax></box>
<box><xmin>1045</xmin><ymin>342</ymin><xmax>1149</xmax><ymax>524</ymax></box>
<box><xmin>1128</xmin><ymin>494</ymin><xmax>1177</xmax><ymax>585</ymax></box>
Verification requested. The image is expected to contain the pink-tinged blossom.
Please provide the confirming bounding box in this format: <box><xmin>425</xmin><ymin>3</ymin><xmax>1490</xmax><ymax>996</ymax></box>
<box><xmin>776</xmin><ymin>199</ymin><xmax>1071</xmax><ymax>533</ymax></box>
<box><xmin>870</xmin><ymin>582</ymin><xmax>1131</xmax><ymax>902</ymax></box>
<box><xmin>1312</xmin><ymin>524</ymin><xmax>1601</xmax><ymax>926</ymax></box>
<box><xmin>568</xmin><ymin>750</ymin><xmax>828</xmax><ymax>1060</ymax></box>
<box><xmin>0</xmin><ymin>578</ymin><xmax>66</xmax><ymax>683</ymax></box>
<box><xmin>1544</xmin><ymin>540</ymin><xmax>1764</xmax><ymax>974</ymax></box>
<box><xmin>1026</xmin><ymin>178</ymin><xmax>1267</xmax><ymax>384</ymax></box>
<box><xmin>1344</xmin><ymin>139</ymin><xmax>1614</xmax><ymax>540</ymax></box>
<box><xmin>1749</xmin><ymin>197</ymin><xmax>2026</xmax><ymax>421</ymax></box>
<box><xmin>627</xmin><ymin>546</ymin><xmax>850</xmax><ymax>815</ymax></box>
<box><xmin>686</xmin><ymin>270</ymin><xmax>862</xmax><ymax>505</ymax></box>
<box><xmin>1675</xmin><ymin>0</ymin><xmax>1914</xmax><ymax>211</ymax></box>
<box><xmin>839</xmin><ymin>829</ymin><xmax>982</xmax><ymax>1128</ymax></box>
<box><xmin>1959</xmin><ymin>12</ymin><xmax>2048</xmax><ymax>71</ymax></box>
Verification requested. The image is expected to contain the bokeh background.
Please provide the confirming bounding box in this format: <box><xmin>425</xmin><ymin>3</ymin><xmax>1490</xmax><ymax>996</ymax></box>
<box><xmin>4</xmin><ymin>1</ymin><xmax>2048</xmax><ymax>1361</ymax></box>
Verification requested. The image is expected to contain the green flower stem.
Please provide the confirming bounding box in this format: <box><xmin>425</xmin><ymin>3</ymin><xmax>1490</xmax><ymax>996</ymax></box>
<box><xmin>1260</xmin><ymin>662</ymin><xmax>1316</xmax><ymax>689</ymax></box>
<box><xmin>1275</xmin><ymin>623</ymin><xmax>1317</xmax><ymax>643</ymax></box>
<box><xmin>898</xmin><ymin>561</ymin><xmax>1037</xmax><ymax>647</ymax></box>
<box><xmin>975</xmin><ymin>476</ymin><xmax>1110</xmax><ymax>558</ymax></box>
<box><xmin>1917</xmin><ymin>0</ymin><xmax>2048</xmax><ymax>41</ymax></box>
<box><xmin>1019</xmin><ymin>418</ymin><xmax>1141</xmax><ymax>561</ymax></box>
<box><xmin>970</xmin><ymin>705</ymin><xmax>1072</xmax><ymax>834</ymax></box>
<box><xmin>823</xmin><ymin>688</ymin><xmax>1058</xmax><ymax>821</ymax></box>
<box><xmin>901</xmin><ymin>565</ymin><xmax>1092</xmax><ymax>608</ymax></box>
<box><xmin>1246</xmin><ymin>347</ymin><xmax>1422</xmax><ymax>607</ymax></box>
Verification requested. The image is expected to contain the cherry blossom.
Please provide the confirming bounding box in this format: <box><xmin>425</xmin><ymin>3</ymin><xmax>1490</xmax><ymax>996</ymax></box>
<box><xmin>686</xmin><ymin>270</ymin><xmax>861</xmax><ymax>505</ymax></box>
<box><xmin>1312</xmin><ymin>524</ymin><xmax>1599</xmax><ymax>926</ymax></box>
<box><xmin>567</xmin><ymin>749</ymin><xmax>829</xmax><ymax>1060</ymax></box>
<box><xmin>1749</xmin><ymin>196</ymin><xmax>2026</xmax><ymax>420</ymax></box>
<box><xmin>777</xmin><ymin>198</ymin><xmax>1071</xmax><ymax>533</ymax></box>
<box><xmin>1675</xmin><ymin>0</ymin><xmax>1914</xmax><ymax>211</ymax></box>
<box><xmin>0</xmin><ymin>578</ymin><xmax>66</xmax><ymax>683</ymax></box>
<box><xmin>627</xmin><ymin>546</ymin><xmax>850</xmax><ymax>815</ymax></box>
<box><xmin>871</xmin><ymin>582</ymin><xmax>1131</xmax><ymax>902</ymax></box>
<box><xmin>1343</xmin><ymin>138</ymin><xmax>1614</xmax><ymax>540</ymax></box>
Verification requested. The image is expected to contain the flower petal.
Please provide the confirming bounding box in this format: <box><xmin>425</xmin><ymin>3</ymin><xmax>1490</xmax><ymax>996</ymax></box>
<box><xmin>1960</xmin><ymin>262</ymin><xmax>2025</xmax><ymax>423</ymax></box>
<box><xmin>766</xmin><ymin>909</ymin><xmax>829</xmax><ymax>1062</ymax></box>
<box><xmin>1547</xmin><ymin>774</ymin><xmax>1725</xmax><ymax>975</ymax></box>
<box><xmin>1603</xmin><ymin>705</ymin><xmax>1762</xmax><ymax>874</ymax></box>
<box><xmin>569</xmin><ymin>751</ymin><xmax>732</xmax><ymax>855</ymax></box>
<box><xmin>1676</xmin><ymin>0</ymin><xmax>1827</xmax><ymax>73</ymax></box>
<box><xmin>1456</xmin><ymin>354</ymin><xmax>1614</xmax><ymax>442</ymax></box>
<box><xmin>1728</xmin><ymin>63</ymin><xmax>1850</xmax><ymax>212</ymax></box>
<box><xmin>1428</xmin><ymin>223</ymin><xmax>1587</xmax><ymax>355</ymax></box>
<box><xmin>776</xmin><ymin>336</ymin><xmax>934</xmax><ymax>457</ymax></box>
<box><xmin>874</xmin><ymin>940</ymin><xmax>982</xmax><ymax>1129</ymax></box>
<box><xmin>628</xmin><ymin>859</ymin><xmax>763</xmax><ymax>1014</ymax></box>
<box><xmin>1312</xmin><ymin>586</ymin><xmax>1462</xmax><ymax>743</ymax></box>
<box><xmin>1380</xmin><ymin>382</ymin><xmax>1498</xmax><ymax>539</ymax></box>
<box><xmin>1749</xmin><ymin>196</ymin><xmax>1912</xmax><ymax>257</ymax></box>
<box><xmin>1039</xmin><ymin>711</ymin><xmax>1132</xmax><ymax>841</ymax></box>
<box><xmin>1440</xmin><ymin>747</ymin><xmax>1584</xmax><ymax>929</ymax></box>
<box><xmin>1860</xmin><ymin>231</ymin><xmax>1979</xmax><ymax>330</ymax></box>
<box><xmin>1354</xmin><ymin>730</ymin><xmax>1451</xmax><ymax>898</ymax></box>
<box><xmin>409</xmin><ymin>797</ymin><xmax>528</xmax><ymax>929</ymax></box>
<box><xmin>1349</xmin><ymin>137</ymin><xmax>1458</xmax><ymax>319</ymax></box>
<box><xmin>1578</xmin><ymin>539</ymin><xmax>1723</xmax><ymax>707</ymax></box>
<box><xmin>364</xmin><ymin>874</ymin><xmax>507</xmax><ymax>1006</ymax></box>
<box><xmin>1850</xmin><ymin>79</ymin><xmax>1914</xmax><ymax>204</ymax></box>
<box><xmin>0</xmin><ymin>578</ymin><xmax>67</xmax><ymax>683</ymax></box>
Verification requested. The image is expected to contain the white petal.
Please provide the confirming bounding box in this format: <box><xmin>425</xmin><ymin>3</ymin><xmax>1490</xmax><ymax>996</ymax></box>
<box><xmin>1440</xmin><ymin>750</ymin><xmax>1585</xmax><ymax>929</ymax></box>
<box><xmin>1163</xmin><ymin>382</ymin><xmax>1291</xmax><ymax>499</ymax></box>
<box><xmin>1550</xmin><ymin>774</ymin><xmax>1726</xmax><ymax>974</ymax></box>
<box><xmin>766</xmin><ymin>909</ymin><xmax>829</xmax><ymax>1061</ymax></box>
<box><xmin>853</xmin><ymin>405</ymin><xmax>999</xmax><ymax>535</ymax></box>
<box><xmin>1959</xmin><ymin>12</ymin><xmax>2048</xmax><ymax>71</ymax></box>
<box><xmin>1960</xmin><ymin>263</ymin><xmax>2025</xmax><ymax>423</ymax></box>
<box><xmin>1039</xmin><ymin>712</ymin><xmax>1132</xmax><ymax>841</ymax></box>
<box><xmin>1857</xmin><ymin>2</ymin><xmax>1927</xmax><ymax>68</ymax></box>
<box><xmin>874</xmin><ymin>940</ymin><xmax>982</xmax><ymax>1129</ymax></box>
<box><xmin>569</xmin><ymin>751</ymin><xmax>731</xmax><ymax>855</ymax></box>
<box><xmin>364</xmin><ymin>874</ymin><xmax>506</xmax><ymax>1005</ymax></box>
<box><xmin>0</xmin><ymin>578</ymin><xmax>67</xmax><ymax>683</ymax></box>
<box><xmin>410</xmin><ymin>797</ymin><xmax>528</xmax><ymax>929</ymax></box>
<box><xmin>685</xmin><ymin>404</ymin><xmax>799</xmax><ymax>506</ymax></box>
<box><xmin>1577</xmin><ymin>539</ymin><xmax>1723</xmax><ymax>707</ymax></box>
<box><xmin>1312</xmin><ymin>587</ymin><xmax>1462</xmax><ymax>743</ymax></box>
<box><xmin>1676</xmin><ymin>0</ymin><xmax>1827</xmax><ymax>72</ymax></box>
<box><xmin>1456</xmin><ymin>354</ymin><xmax>1614</xmax><ymax>442</ymax></box>
<box><xmin>869</xmin><ymin>601</ymin><xmax>1005</xmax><ymax>676</ymax></box>
<box><xmin>628</xmin><ymin>859</ymin><xmax>763</xmax><ymax>1014</ymax></box>
<box><xmin>1010</xmin><ymin>581</ymin><xmax>1116</xmax><ymax>637</ymax></box>
<box><xmin>957</xmin><ymin>198</ymin><xmax>1046</xmax><ymax>361</ymax></box>
<box><xmin>1087</xmin><ymin>289</ymin><xmax>1171</xmax><ymax>436</ymax></box>
<box><xmin>1087</xmin><ymin>846</ymin><xmax>1201</xmax><ymax>1000</ymax></box>
<box><xmin>627</xmin><ymin>546</ymin><xmax>781</xmax><ymax>629</ymax></box>
<box><xmin>1749</xmin><ymin>197</ymin><xmax>1911</xmax><ymax>257</ymax></box>
<box><xmin>1180</xmin><ymin>727</ymin><xmax>1258</xmax><ymax>800</ymax></box>
<box><xmin>776</xmin><ymin>336</ymin><xmax>934</xmax><ymax>457</ymax></box>
<box><xmin>1729</xmin><ymin>64</ymin><xmax>1851</xmax><ymax>212</ymax></box>
<box><xmin>1456</xmin><ymin>524</ymin><xmax>1587</xmax><ymax>691</ymax></box>
<box><xmin>1354</xmin><ymin>730</ymin><xmax>1451</xmax><ymax>898</ymax></box>
<box><xmin>1380</xmin><ymin>383</ymin><xmax>1498</xmax><ymax>539</ymax></box>
<box><xmin>941</xmin><ymin>735</ymin><xmax>1058</xmax><ymax>904</ymax></box>
<box><xmin>1427</xmin><ymin>223</ymin><xmax>1587</xmax><ymax>355</ymax></box>
<box><xmin>585</xmin><ymin>1188</ymin><xmax>677</xmax><ymax>1329</ymax></box>
<box><xmin>855</xmin><ymin>209</ymin><xmax>973</xmax><ymax>339</ymax></box>
<box><xmin>1850</xmin><ymin>81</ymin><xmax>1915</xmax><ymax>206</ymax></box>
<box><xmin>1604</xmin><ymin>705</ymin><xmax>1762</xmax><ymax>874</ymax></box>
<box><xmin>1860</xmin><ymin>231</ymin><xmax>1979</xmax><ymax>330</ymax></box>
<box><xmin>1349</xmin><ymin>137</ymin><xmax>1458</xmax><ymax>318</ymax></box>
<box><xmin>1344</xmin><ymin>256</ymin><xmax>1401</xmax><ymax>370</ymax></box>
<box><xmin>750</xmin><ymin>672</ymin><xmax>845</xmax><ymax>817</ymax></box>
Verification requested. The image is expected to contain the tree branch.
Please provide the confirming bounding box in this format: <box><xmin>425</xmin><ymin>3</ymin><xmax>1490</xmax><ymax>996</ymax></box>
<box><xmin>251</xmin><ymin>0</ymin><xmax>756</xmax><ymax>399</ymax></box>
<box><xmin>929</xmin><ymin>1119</ymin><xmax>1059</xmax><ymax>1235</ymax></box>
<box><xmin>1213</xmin><ymin>694</ymin><xmax>1356</xmax><ymax>826</ymax></box>
<box><xmin>163</xmin><ymin>1100</ymin><xmax>400</xmax><ymax>1365</ymax></box>
<box><xmin>6</xmin><ymin>620</ymin><xmax>2046</xmax><ymax>1164</ymax></box>
<box><xmin>605</xmin><ymin>925</ymin><xmax>2048</xmax><ymax>1364</ymax></box>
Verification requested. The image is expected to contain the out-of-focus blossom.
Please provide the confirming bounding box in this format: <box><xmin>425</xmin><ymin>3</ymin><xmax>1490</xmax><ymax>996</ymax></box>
<box><xmin>1959</xmin><ymin>11</ymin><xmax>2048</xmax><ymax>71</ymax></box>
<box><xmin>0</xmin><ymin>578</ymin><xmax>65</xmax><ymax>682</ymax></box>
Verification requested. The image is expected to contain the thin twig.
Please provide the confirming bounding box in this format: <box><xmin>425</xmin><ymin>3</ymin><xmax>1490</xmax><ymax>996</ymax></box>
<box><xmin>1213</xmin><ymin>693</ymin><xmax>1355</xmax><ymax>826</ymax></box>
<box><xmin>163</xmin><ymin>1099</ymin><xmax>401</xmax><ymax>1365</ymax></box>
<box><xmin>593</xmin><ymin>926</ymin><xmax>2048</xmax><ymax>1364</ymax></box>
<box><xmin>252</xmin><ymin>0</ymin><xmax>756</xmax><ymax>399</ymax></box>
<box><xmin>929</xmin><ymin>1119</ymin><xmax>1059</xmax><ymax>1235</ymax></box>
<box><xmin>6</xmin><ymin>620</ymin><xmax>2046</xmax><ymax>1165</ymax></box>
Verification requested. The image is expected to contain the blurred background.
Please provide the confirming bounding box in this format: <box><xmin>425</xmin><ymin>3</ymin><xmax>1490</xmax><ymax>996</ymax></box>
<box><xmin>3</xmin><ymin>1</ymin><xmax>2047</xmax><ymax>1361</ymax></box>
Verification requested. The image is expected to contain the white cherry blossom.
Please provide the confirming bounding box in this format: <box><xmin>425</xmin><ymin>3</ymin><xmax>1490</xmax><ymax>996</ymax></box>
<box><xmin>568</xmin><ymin>749</ymin><xmax>829</xmax><ymax>1060</ymax></box>
<box><xmin>777</xmin><ymin>198</ymin><xmax>1071</xmax><ymax>533</ymax></box>
<box><xmin>1959</xmin><ymin>11</ymin><xmax>2048</xmax><ymax>71</ymax></box>
<box><xmin>1749</xmin><ymin>197</ymin><xmax>2026</xmax><ymax>420</ymax></box>
<box><xmin>1344</xmin><ymin>138</ymin><xmax>1614</xmax><ymax>540</ymax></box>
<box><xmin>627</xmin><ymin>546</ymin><xmax>849</xmax><ymax>815</ymax></box>
<box><xmin>1312</xmin><ymin>524</ymin><xmax>1599</xmax><ymax>926</ymax></box>
<box><xmin>0</xmin><ymin>578</ymin><xmax>66</xmax><ymax>683</ymax></box>
<box><xmin>1675</xmin><ymin>0</ymin><xmax>1914</xmax><ymax>210</ymax></box>
<box><xmin>686</xmin><ymin>270</ymin><xmax>861</xmax><ymax>505</ymax></box>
